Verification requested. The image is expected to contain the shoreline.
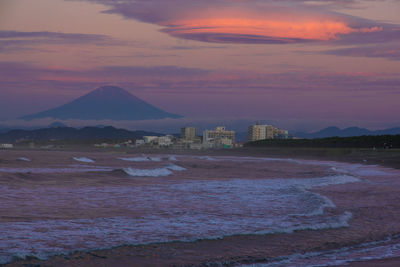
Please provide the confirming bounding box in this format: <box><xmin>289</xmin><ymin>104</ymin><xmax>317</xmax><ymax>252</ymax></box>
<box><xmin>8</xmin><ymin>145</ymin><xmax>400</xmax><ymax>169</ymax></box>
<box><xmin>2</xmin><ymin>148</ymin><xmax>400</xmax><ymax>266</ymax></box>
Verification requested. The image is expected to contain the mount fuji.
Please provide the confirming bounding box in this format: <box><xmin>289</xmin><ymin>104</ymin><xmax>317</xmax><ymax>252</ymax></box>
<box><xmin>20</xmin><ymin>86</ymin><xmax>182</xmax><ymax>121</ymax></box>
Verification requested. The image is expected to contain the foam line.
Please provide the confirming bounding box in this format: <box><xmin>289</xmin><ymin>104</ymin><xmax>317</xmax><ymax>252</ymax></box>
<box><xmin>73</xmin><ymin>157</ymin><xmax>94</xmax><ymax>163</ymax></box>
<box><xmin>17</xmin><ymin>157</ymin><xmax>31</xmax><ymax>162</ymax></box>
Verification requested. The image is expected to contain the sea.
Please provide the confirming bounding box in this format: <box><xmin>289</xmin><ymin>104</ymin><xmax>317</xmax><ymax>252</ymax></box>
<box><xmin>1</xmin><ymin>152</ymin><xmax>400</xmax><ymax>265</ymax></box>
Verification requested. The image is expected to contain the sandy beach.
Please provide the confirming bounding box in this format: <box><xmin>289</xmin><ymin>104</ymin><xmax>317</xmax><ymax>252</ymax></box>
<box><xmin>1</xmin><ymin>148</ymin><xmax>400</xmax><ymax>266</ymax></box>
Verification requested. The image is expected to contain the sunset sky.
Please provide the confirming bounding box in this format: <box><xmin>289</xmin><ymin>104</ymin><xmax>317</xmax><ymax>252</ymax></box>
<box><xmin>1</xmin><ymin>0</ymin><xmax>399</xmax><ymax>132</ymax></box>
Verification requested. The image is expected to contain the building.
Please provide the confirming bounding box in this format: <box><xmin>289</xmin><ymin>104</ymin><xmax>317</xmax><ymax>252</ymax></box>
<box><xmin>157</xmin><ymin>135</ymin><xmax>174</xmax><ymax>147</ymax></box>
<box><xmin>246</xmin><ymin>124</ymin><xmax>267</xmax><ymax>142</ymax></box>
<box><xmin>180</xmin><ymin>127</ymin><xmax>197</xmax><ymax>141</ymax></box>
<box><xmin>203</xmin><ymin>126</ymin><xmax>235</xmax><ymax>148</ymax></box>
<box><xmin>246</xmin><ymin>124</ymin><xmax>289</xmax><ymax>142</ymax></box>
<box><xmin>143</xmin><ymin>136</ymin><xmax>159</xmax><ymax>144</ymax></box>
<box><xmin>0</xmin><ymin>144</ymin><xmax>13</xmax><ymax>149</ymax></box>
<box><xmin>274</xmin><ymin>129</ymin><xmax>289</xmax><ymax>139</ymax></box>
<box><xmin>135</xmin><ymin>139</ymin><xmax>145</xmax><ymax>146</ymax></box>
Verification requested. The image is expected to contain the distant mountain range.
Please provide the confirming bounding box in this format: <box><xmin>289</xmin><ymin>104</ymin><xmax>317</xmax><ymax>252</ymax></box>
<box><xmin>0</xmin><ymin>126</ymin><xmax>163</xmax><ymax>143</ymax></box>
<box><xmin>20</xmin><ymin>86</ymin><xmax>182</xmax><ymax>121</ymax></box>
<box><xmin>294</xmin><ymin>126</ymin><xmax>400</xmax><ymax>139</ymax></box>
<box><xmin>0</xmin><ymin>121</ymin><xmax>68</xmax><ymax>134</ymax></box>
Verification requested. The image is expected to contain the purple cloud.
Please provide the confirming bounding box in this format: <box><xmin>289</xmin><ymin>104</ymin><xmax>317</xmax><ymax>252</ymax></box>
<box><xmin>0</xmin><ymin>30</ymin><xmax>123</xmax><ymax>53</ymax></box>
<box><xmin>323</xmin><ymin>43</ymin><xmax>400</xmax><ymax>60</ymax></box>
<box><xmin>1</xmin><ymin>61</ymin><xmax>399</xmax><ymax>94</ymax></box>
<box><xmin>0</xmin><ymin>62</ymin><xmax>209</xmax><ymax>92</ymax></box>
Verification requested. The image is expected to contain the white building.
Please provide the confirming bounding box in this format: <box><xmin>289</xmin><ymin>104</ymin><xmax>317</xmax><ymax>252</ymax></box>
<box><xmin>0</xmin><ymin>144</ymin><xmax>13</xmax><ymax>149</ymax></box>
<box><xmin>143</xmin><ymin>136</ymin><xmax>159</xmax><ymax>144</ymax></box>
<box><xmin>157</xmin><ymin>135</ymin><xmax>174</xmax><ymax>147</ymax></box>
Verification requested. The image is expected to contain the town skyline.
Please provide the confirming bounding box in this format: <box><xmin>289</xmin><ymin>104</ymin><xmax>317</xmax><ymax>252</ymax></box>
<box><xmin>1</xmin><ymin>0</ymin><xmax>399</xmax><ymax>131</ymax></box>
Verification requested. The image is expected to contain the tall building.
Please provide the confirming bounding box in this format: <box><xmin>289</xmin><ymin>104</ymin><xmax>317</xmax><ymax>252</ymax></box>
<box><xmin>246</xmin><ymin>124</ymin><xmax>267</xmax><ymax>142</ymax></box>
<box><xmin>180</xmin><ymin>127</ymin><xmax>197</xmax><ymax>141</ymax></box>
<box><xmin>246</xmin><ymin>124</ymin><xmax>289</xmax><ymax>142</ymax></box>
<box><xmin>203</xmin><ymin>126</ymin><xmax>235</xmax><ymax>148</ymax></box>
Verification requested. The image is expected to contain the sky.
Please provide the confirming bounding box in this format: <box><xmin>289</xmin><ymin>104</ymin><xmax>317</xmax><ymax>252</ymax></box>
<box><xmin>0</xmin><ymin>0</ymin><xmax>399</xmax><ymax>132</ymax></box>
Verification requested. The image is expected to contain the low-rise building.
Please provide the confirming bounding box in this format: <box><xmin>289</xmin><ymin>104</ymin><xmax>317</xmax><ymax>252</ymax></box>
<box><xmin>203</xmin><ymin>126</ymin><xmax>235</xmax><ymax>148</ymax></box>
<box><xmin>135</xmin><ymin>139</ymin><xmax>145</xmax><ymax>146</ymax></box>
<box><xmin>0</xmin><ymin>143</ymin><xmax>13</xmax><ymax>149</ymax></box>
<box><xmin>143</xmin><ymin>136</ymin><xmax>159</xmax><ymax>144</ymax></box>
<box><xmin>158</xmin><ymin>135</ymin><xmax>174</xmax><ymax>147</ymax></box>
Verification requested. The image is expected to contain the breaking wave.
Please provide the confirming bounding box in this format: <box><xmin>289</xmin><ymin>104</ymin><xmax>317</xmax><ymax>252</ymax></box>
<box><xmin>241</xmin><ymin>235</ymin><xmax>400</xmax><ymax>267</ymax></box>
<box><xmin>122</xmin><ymin>164</ymin><xmax>186</xmax><ymax>177</ymax></box>
<box><xmin>123</xmin><ymin>167</ymin><xmax>172</xmax><ymax>177</ymax></box>
<box><xmin>17</xmin><ymin>157</ymin><xmax>31</xmax><ymax>162</ymax></box>
<box><xmin>165</xmin><ymin>163</ymin><xmax>186</xmax><ymax>171</ymax></box>
<box><xmin>73</xmin><ymin>157</ymin><xmax>95</xmax><ymax>163</ymax></box>
<box><xmin>118</xmin><ymin>156</ymin><xmax>161</xmax><ymax>162</ymax></box>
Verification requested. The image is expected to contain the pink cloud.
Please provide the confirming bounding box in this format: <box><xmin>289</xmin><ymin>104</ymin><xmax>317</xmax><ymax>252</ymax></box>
<box><xmin>80</xmin><ymin>0</ymin><xmax>394</xmax><ymax>44</ymax></box>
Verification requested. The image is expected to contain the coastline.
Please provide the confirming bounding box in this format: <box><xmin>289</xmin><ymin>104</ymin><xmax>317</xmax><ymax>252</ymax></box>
<box><xmin>2</xmin><ymin>147</ymin><xmax>400</xmax><ymax>267</ymax></box>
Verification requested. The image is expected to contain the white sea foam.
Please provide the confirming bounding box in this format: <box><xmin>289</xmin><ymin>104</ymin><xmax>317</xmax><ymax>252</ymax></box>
<box><xmin>73</xmin><ymin>157</ymin><xmax>94</xmax><ymax>163</ymax></box>
<box><xmin>241</xmin><ymin>236</ymin><xmax>400</xmax><ymax>267</ymax></box>
<box><xmin>17</xmin><ymin>157</ymin><xmax>31</xmax><ymax>162</ymax></box>
<box><xmin>123</xmin><ymin>167</ymin><xmax>172</xmax><ymax>177</ymax></box>
<box><xmin>195</xmin><ymin>155</ymin><xmax>301</xmax><ymax>164</ymax></box>
<box><xmin>165</xmin><ymin>164</ymin><xmax>186</xmax><ymax>171</ymax></box>
<box><xmin>122</xmin><ymin>164</ymin><xmax>186</xmax><ymax>177</ymax></box>
<box><xmin>119</xmin><ymin>156</ymin><xmax>161</xmax><ymax>162</ymax></box>
<box><xmin>119</xmin><ymin>157</ymin><xmax>149</xmax><ymax>162</ymax></box>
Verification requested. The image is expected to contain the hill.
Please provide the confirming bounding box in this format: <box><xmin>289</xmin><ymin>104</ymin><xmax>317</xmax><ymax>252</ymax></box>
<box><xmin>294</xmin><ymin>126</ymin><xmax>400</xmax><ymax>139</ymax></box>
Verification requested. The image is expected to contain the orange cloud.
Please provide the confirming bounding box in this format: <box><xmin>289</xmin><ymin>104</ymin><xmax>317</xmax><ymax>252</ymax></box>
<box><xmin>162</xmin><ymin>17</ymin><xmax>382</xmax><ymax>41</ymax></box>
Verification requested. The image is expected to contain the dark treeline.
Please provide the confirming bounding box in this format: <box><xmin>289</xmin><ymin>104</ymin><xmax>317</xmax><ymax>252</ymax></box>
<box><xmin>246</xmin><ymin>135</ymin><xmax>400</xmax><ymax>148</ymax></box>
<box><xmin>0</xmin><ymin>126</ymin><xmax>163</xmax><ymax>143</ymax></box>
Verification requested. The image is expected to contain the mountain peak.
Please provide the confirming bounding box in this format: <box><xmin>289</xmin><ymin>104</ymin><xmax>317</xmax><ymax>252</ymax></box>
<box><xmin>80</xmin><ymin>86</ymin><xmax>138</xmax><ymax>102</ymax></box>
<box><xmin>92</xmin><ymin>86</ymin><xmax>130</xmax><ymax>95</ymax></box>
<box><xmin>20</xmin><ymin>86</ymin><xmax>182</xmax><ymax>121</ymax></box>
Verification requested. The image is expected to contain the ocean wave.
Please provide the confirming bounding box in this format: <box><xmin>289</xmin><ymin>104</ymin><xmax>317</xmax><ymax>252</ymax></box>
<box><xmin>123</xmin><ymin>167</ymin><xmax>173</xmax><ymax>177</ymax></box>
<box><xmin>241</xmin><ymin>234</ymin><xmax>400</xmax><ymax>267</ymax></box>
<box><xmin>73</xmin><ymin>157</ymin><xmax>95</xmax><ymax>163</ymax></box>
<box><xmin>122</xmin><ymin>164</ymin><xmax>186</xmax><ymax>177</ymax></box>
<box><xmin>165</xmin><ymin>164</ymin><xmax>186</xmax><ymax>171</ymax></box>
<box><xmin>118</xmin><ymin>156</ymin><xmax>161</xmax><ymax>162</ymax></box>
<box><xmin>0</xmin><ymin>212</ymin><xmax>353</xmax><ymax>265</ymax></box>
<box><xmin>0</xmin><ymin>166</ymin><xmax>112</xmax><ymax>174</ymax></box>
<box><xmin>17</xmin><ymin>157</ymin><xmax>31</xmax><ymax>162</ymax></box>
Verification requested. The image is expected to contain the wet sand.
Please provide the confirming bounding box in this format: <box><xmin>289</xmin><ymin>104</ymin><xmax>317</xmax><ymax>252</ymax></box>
<box><xmin>2</xmin><ymin>149</ymin><xmax>400</xmax><ymax>266</ymax></box>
